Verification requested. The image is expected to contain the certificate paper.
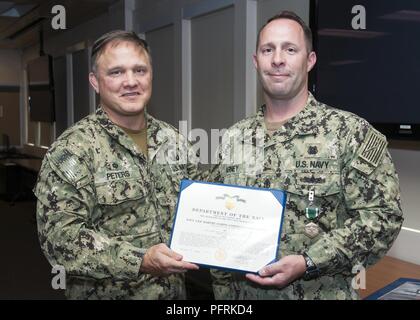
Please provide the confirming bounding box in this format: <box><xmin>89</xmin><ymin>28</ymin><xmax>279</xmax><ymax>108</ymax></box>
<box><xmin>169</xmin><ymin>180</ymin><xmax>286</xmax><ymax>273</ymax></box>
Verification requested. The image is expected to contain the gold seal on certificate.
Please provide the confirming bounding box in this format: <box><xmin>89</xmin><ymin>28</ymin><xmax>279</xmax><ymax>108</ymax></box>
<box><xmin>169</xmin><ymin>180</ymin><xmax>286</xmax><ymax>273</ymax></box>
<box><xmin>214</xmin><ymin>248</ymin><xmax>227</xmax><ymax>263</ymax></box>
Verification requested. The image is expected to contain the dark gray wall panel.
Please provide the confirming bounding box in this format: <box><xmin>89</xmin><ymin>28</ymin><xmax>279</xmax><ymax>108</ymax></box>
<box><xmin>53</xmin><ymin>56</ymin><xmax>67</xmax><ymax>137</ymax></box>
<box><xmin>72</xmin><ymin>49</ymin><xmax>90</xmax><ymax>123</ymax></box>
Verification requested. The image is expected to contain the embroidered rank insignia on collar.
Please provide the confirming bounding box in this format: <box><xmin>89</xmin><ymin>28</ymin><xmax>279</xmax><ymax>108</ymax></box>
<box><xmin>358</xmin><ymin>128</ymin><xmax>388</xmax><ymax>167</ymax></box>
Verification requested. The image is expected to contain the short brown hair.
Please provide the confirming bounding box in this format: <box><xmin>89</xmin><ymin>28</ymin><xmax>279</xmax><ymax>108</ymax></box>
<box><xmin>91</xmin><ymin>30</ymin><xmax>151</xmax><ymax>73</ymax></box>
<box><xmin>256</xmin><ymin>11</ymin><xmax>313</xmax><ymax>53</ymax></box>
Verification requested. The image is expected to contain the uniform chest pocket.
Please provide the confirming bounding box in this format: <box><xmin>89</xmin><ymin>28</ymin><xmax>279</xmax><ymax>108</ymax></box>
<box><xmin>95</xmin><ymin>178</ymin><xmax>148</xmax><ymax>205</ymax></box>
<box><xmin>275</xmin><ymin>172</ymin><xmax>342</xmax><ymax>256</ymax></box>
<box><xmin>94</xmin><ymin>178</ymin><xmax>159</xmax><ymax>238</ymax></box>
<box><xmin>284</xmin><ymin>172</ymin><xmax>342</xmax><ymax>233</ymax></box>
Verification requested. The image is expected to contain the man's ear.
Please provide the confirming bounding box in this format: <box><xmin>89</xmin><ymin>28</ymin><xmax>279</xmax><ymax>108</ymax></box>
<box><xmin>89</xmin><ymin>72</ymin><xmax>99</xmax><ymax>93</ymax></box>
<box><xmin>307</xmin><ymin>51</ymin><xmax>317</xmax><ymax>73</ymax></box>
<box><xmin>252</xmin><ymin>53</ymin><xmax>258</xmax><ymax>70</ymax></box>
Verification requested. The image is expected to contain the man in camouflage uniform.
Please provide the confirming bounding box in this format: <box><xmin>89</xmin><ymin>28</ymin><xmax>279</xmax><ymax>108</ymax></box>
<box><xmin>34</xmin><ymin>31</ymin><xmax>199</xmax><ymax>299</ymax></box>
<box><xmin>208</xmin><ymin>11</ymin><xmax>403</xmax><ymax>299</ymax></box>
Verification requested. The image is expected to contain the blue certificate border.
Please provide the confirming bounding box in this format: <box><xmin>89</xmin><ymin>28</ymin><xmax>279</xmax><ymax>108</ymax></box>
<box><xmin>169</xmin><ymin>179</ymin><xmax>287</xmax><ymax>274</ymax></box>
<box><xmin>364</xmin><ymin>278</ymin><xmax>420</xmax><ymax>300</ymax></box>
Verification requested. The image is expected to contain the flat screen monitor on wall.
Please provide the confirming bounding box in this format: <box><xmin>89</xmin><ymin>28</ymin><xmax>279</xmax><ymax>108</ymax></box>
<box><xmin>310</xmin><ymin>0</ymin><xmax>420</xmax><ymax>140</ymax></box>
<box><xmin>27</xmin><ymin>55</ymin><xmax>55</xmax><ymax>122</ymax></box>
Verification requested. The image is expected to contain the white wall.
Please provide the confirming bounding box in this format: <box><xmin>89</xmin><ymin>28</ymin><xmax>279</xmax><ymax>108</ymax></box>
<box><xmin>191</xmin><ymin>6</ymin><xmax>235</xmax><ymax>136</ymax></box>
<box><xmin>146</xmin><ymin>25</ymin><xmax>176</xmax><ymax>126</ymax></box>
<box><xmin>387</xmin><ymin>148</ymin><xmax>420</xmax><ymax>264</ymax></box>
<box><xmin>135</xmin><ymin>0</ymin><xmax>259</xmax><ymax>131</ymax></box>
<box><xmin>390</xmin><ymin>148</ymin><xmax>420</xmax><ymax>230</ymax></box>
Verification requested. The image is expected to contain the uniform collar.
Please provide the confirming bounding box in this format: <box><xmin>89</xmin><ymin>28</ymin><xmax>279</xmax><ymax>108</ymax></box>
<box><xmin>146</xmin><ymin>111</ymin><xmax>170</xmax><ymax>162</ymax></box>
<box><xmin>254</xmin><ymin>92</ymin><xmax>321</xmax><ymax>144</ymax></box>
<box><xmin>95</xmin><ymin>107</ymin><xmax>169</xmax><ymax>162</ymax></box>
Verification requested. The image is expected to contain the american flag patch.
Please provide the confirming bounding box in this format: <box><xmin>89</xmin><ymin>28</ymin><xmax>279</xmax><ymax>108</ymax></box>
<box><xmin>49</xmin><ymin>149</ymin><xmax>84</xmax><ymax>183</ymax></box>
<box><xmin>359</xmin><ymin>128</ymin><xmax>388</xmax><ymax>167</ymax></box>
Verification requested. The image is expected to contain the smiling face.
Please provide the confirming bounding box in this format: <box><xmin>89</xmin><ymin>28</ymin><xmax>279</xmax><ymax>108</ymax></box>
<box><xmin>89</xmin><ymin>40</ymin><xmax>152</xmax><ymax>127</ymax></box>
<box><xmin>254</xmin><ymin>18</ymin><xmax>316</xmax><ymax>102</ymax></box>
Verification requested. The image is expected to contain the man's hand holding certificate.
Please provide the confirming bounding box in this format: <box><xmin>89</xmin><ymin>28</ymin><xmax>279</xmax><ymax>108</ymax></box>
<box><xmin>169</xmin><ymin>180</ymin><xmax>286</xmax><ymax>273</ymax></box>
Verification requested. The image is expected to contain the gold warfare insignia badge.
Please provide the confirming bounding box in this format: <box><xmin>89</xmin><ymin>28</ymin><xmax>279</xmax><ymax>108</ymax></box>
<box><xmin>214</xmin><ymin>248</ymin><xmax>227</xmax><ymax>263</ymax></box>
<box><xmin>216</xmin><ymin>194</ymin><xmax>246</xmax><ymax>210</ymax></box>
<box><xmin>304</xmin><ymin>222</ymin><xmax>320</xmax><ymax>239</ymax></box>
<box><xmin>225</xmin><ymin>199</ymin><xmax>235</xmax><ymax>210</ymax></box>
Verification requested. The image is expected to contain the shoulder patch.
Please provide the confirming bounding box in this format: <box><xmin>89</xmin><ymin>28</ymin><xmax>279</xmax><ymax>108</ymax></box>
<box><xmin>47</xmin><ymin>148</ymin><xmax>89</xmax><ymax>187</ymax></box>
<box><xmin>357</xmin><ymin>127</ymin><xmax>387</xmax><ymax>167</ymax></box>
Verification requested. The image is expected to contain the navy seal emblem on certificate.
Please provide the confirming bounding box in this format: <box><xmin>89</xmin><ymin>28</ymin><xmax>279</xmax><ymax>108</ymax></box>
<box><xmin>169</xmin><ymin>180</ymin><xmax>286</xmax><ymax>273</ymax></box>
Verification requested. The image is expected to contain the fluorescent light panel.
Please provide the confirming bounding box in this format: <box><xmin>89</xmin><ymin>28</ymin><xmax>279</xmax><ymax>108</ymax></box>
<box><xmin>318</xmin><ymin>28</ymin><xmax>387</xmax><ymax>39</ymax></box>
<box><xmin>380</xmin><ymin>10</ymin><xmax>420</xmax><ymax>22</ymax></box>
<box><xmin>402</xmin><ymin>227</ymin><xmax>420</xmax><ymax>234</ymax></box>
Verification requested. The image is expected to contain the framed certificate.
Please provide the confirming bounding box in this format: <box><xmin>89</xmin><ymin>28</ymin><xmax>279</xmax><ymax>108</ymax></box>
<box><xmin>169</xmin><ymin>180</ymin><xmax>286</xmax><ymax>273</ymax></box>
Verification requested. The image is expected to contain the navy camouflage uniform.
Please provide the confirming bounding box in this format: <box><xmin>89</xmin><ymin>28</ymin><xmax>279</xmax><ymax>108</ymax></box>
<box><xmin>208</xmin><ymin>93</ymin><xmax>403</xmax><ymax>299</ymax></box>
<box><xmin>34</xmin><ymin>108</ymin><xmax>199</xmax><ymax>299</ymax></box>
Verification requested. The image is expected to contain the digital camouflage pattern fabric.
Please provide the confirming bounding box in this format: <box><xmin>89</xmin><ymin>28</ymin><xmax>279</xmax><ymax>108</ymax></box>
<box><xmin>208</xmin><ymin>93</ymin><xmax>403</xmax><ymax>300</ymax></box>
<box><xmin>34</xmin><ymin>108</ymin><xmax>200</xmax><ymax>299</ymax></box>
